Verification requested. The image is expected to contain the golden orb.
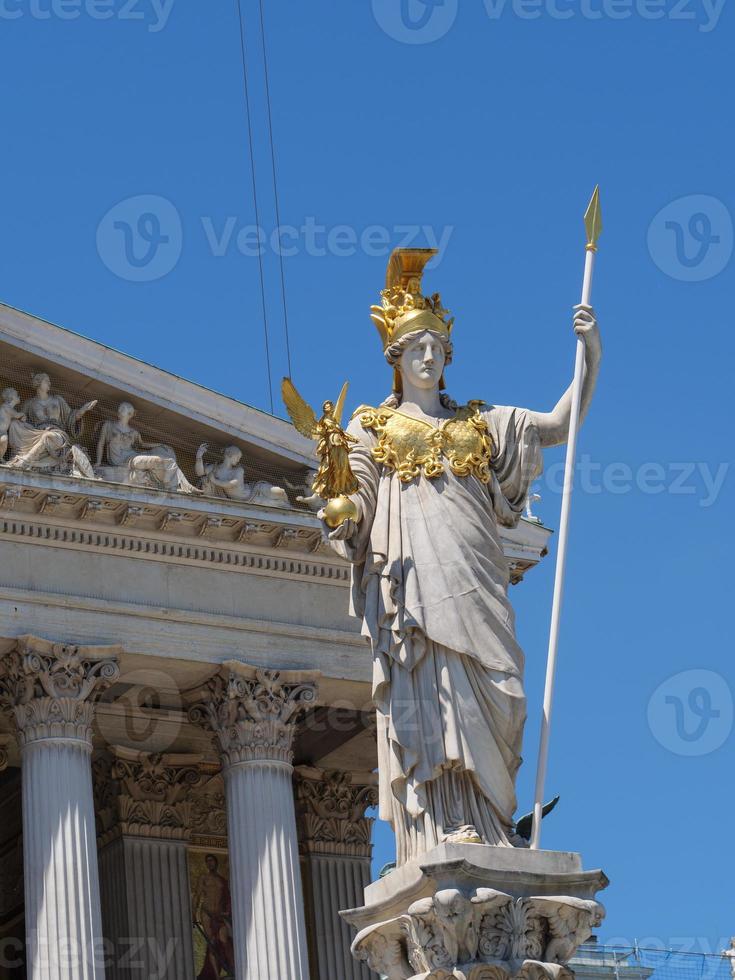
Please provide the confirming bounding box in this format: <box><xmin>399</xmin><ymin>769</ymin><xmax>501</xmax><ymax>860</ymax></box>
<box><xmin>323</xmin><ymin>495</ymin><xmax>359</xmax><ymax>529</ymax></box>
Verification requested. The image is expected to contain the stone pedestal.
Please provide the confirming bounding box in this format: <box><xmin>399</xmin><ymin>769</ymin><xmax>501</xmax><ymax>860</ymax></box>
<box><xmin>0</xmin><ymin>635</ymin><xmax>120</xmax><ymax>980</ymax></box>
<box><xmin>295</xmin><ymin>767</ymin><xmax>379</xmax><ymax>980</ymax></box>
<box><xmin>94</xmin><ymin>748</ymin><xmax>202</xmax><ymax>980</ymax></box>
<box><xmin>189</xmin><ymin>661</ymin><xmax>319</xmax><ymax>980</ymax></box>
<box><xmin>341</xmin><ymin>844</ymin><xmax>608</xmax><ymax>980</ymax></box>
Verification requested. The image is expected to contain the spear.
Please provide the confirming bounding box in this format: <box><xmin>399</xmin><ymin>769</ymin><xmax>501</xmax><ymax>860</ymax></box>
<box><xmin>529</xmin><ymin>187</ymin><xmax>603</xmax><ymax>851</ymax></box>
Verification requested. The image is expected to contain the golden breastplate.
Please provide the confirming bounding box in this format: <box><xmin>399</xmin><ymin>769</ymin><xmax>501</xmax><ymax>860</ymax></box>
<box><xmin>356</xmin><ymin>402</ymin><xmax>493</xmax><ymax>484</ymax></box>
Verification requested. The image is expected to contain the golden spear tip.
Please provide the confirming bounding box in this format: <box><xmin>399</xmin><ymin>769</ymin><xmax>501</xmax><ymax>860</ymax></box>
<box><xmin>584</xmin><ymin>185</ymin><xmax>603</xmax><ymax>251</ymax></box>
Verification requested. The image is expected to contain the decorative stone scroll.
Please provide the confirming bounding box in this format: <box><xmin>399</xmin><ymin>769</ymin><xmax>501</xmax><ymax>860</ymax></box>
<box><xmin>353</xmin><ymin>887</ymin><xmax>604</xmax><ymax>980</ymax></box>
<box><xmin>0</xmin><ymin>634</ymin><xmax>120</xmax><ymax>747</ymax></box>
<box><xmin>296</xmin><ymin>767</ymin><xmax>378</xmax><ymax>858</ymax></box>
<box><xmin>342</xmin><ymin>845</ymin><xmax>608</xmax><ymax>980</ymax></box>
<box><xmin>187</xmin><ymin>661</ymin><xmax>319</xmax><ymax>768</ymax></box>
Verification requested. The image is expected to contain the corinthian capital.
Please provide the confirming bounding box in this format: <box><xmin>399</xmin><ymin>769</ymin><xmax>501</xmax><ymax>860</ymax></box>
<box><xmin>187</xmin><ymin>661</ymin><xmax>319</xmax><ymax>768</ymax></box>
<box><xmin>295</xmin><ymin>766</ymin><xmax>378</xmax><ymax>857</ymax></box>
<box><xmin>0</xmin><ymin>635</ymin><xmax>121</xmax><ymax>747</ymax></box>
<box><xmin>94</xmin><ymin>747</ymin><xmax>203</xmax><ymax>843</ymax></box>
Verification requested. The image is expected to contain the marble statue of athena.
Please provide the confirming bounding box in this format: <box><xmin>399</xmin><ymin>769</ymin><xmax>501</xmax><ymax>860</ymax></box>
<box><xmin>327</xmin><ymin>248</ymin><xmax>602</xmax><ymax>866</ymax></box>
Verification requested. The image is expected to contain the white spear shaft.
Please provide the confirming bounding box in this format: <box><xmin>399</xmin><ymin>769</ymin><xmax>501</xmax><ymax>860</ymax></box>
<box><xmin>529</xmin><ymin>187</ymin><xmax>602</xmax><ymax>851</ymax></box>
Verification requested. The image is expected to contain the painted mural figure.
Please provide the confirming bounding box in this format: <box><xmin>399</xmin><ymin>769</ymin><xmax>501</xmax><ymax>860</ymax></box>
<box><xmin>192</xmin><ymin>854</ymin><xmax>235</xmax><ymax>980</ymax></box>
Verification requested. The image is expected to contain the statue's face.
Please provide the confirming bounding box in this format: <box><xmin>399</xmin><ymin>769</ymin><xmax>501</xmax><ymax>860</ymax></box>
<box><xmin>399</xmin><ymin>331</ymin><xmax>446</xmax><ymax>390</ymax></box>
<box><xmin>35</xmin><ymin>375</ymin><xmax>51</xmax><ymax>397</ymax></box>
<box><xmin>224</xmin><ymin>447</ymin><xmax>242</xmax><ymax>466</ymax></box>
<box><xmin>118</xmin><ymin>403</ymin><xmax>135</xmax><ymax>423</ymax></box>
<box><xmin>4</xmin><ymin>389</ymin><xmax>19</xmax><ymax>407</ymax></box>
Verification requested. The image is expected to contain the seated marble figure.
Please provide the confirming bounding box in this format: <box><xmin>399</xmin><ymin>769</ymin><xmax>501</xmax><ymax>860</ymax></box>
<box><xmin>96</xmin><ymin>401</ymin><xmax>200</xmax><ymax>494</ymax></box>
<box><xmin>4</xmin><ymin>372</ymin><xmax>97</xmax><ymax>478</ymax></box>
<box><xmin>195</xmin><ymin>443</ymin><xmax>289</xmax><ymax>506</ymax></box>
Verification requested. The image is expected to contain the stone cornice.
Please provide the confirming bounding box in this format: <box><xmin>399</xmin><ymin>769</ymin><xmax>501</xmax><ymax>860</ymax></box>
<box><xmin>0</xmin><ymin>471</ymin><xmax>551</xmax><ymax>584</ymax></box>
<box><xmin>0</xmin><ymin>635</ymin><xmax>120</xmax><ymax>747</ymax></box>
<box><xmin>295</xmin><ymin>766</ymin><xmax>378</xmax><ymax>858</ymax></box>
<box><xmin>0</xmin><ymin>472</ymin><xmax>351</xmax><ymax>584</ymax></box>
<box><xmin>188</xmin><ymin>662</ymin><xmax>320</xmax><ymax>769</ymax></box>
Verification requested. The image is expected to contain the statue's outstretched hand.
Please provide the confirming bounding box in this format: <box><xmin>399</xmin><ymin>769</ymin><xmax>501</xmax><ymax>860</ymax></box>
<box><xmin>318</xmin><ymin>509</ymin><xmax>357</xmax><ymax>542</ymax></box>
<box><xmin>329</xmin><ymin>519</ymin><xmax>358</xmax><ymax>541</ymax></box>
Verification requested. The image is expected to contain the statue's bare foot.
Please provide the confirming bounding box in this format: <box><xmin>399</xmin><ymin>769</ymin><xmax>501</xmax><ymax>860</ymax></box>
<box><xmin>442</xmin><ymin>825</ymin><xmax>483</xmax><ymax>845</ymax></box>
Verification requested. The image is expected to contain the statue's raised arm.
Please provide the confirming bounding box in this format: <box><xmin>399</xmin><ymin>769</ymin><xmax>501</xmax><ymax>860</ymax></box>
<box><xmin>527</xmin><ymin>303</ymin><xmax>602</xmax><ymax>447</ymax></box>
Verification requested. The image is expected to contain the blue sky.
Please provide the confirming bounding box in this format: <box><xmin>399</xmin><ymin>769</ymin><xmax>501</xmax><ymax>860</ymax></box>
<box><xmin>1</xmin><ymin>0</ymin><xmax>733</xmax><ymax>954</ymax></box>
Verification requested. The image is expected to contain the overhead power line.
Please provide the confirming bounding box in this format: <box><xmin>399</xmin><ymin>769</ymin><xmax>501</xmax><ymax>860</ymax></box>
<box><xmin>235</xmin><ymin>0</ymin><xmax>274</xmax><ymax>413</ymax></box>
<box><xmin>257</xmin><ymin>0</ymin><xmax>292</xmax><ymax>379</ymax></box>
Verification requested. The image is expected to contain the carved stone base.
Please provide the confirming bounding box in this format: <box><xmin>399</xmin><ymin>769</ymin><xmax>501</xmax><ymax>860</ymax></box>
<box><xmin>340</xmin><ymin>844</ymin><xmax>608</xmax><ymax>980</ymax></box>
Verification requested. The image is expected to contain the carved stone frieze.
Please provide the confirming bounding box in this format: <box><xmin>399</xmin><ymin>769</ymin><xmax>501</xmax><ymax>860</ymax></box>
<box><xmin>187</xmin><ymin>662</ymin><xmax>319</xmax><ymax>769</ymax></box>
<box><xmin>352</xmin><ymin>887</ymin><xmax>604</xmax><ymax>980</ymax></box>
<box><xmin>295</xmin><ymin>767</ymin><xmax>378</xmax><ymax>857</ymax></box>
<box><xmin>0</xmin><ymin>635</ymin><xmax>120</xmax><ymax>747</ymax></box>
<box><xmin>94</xmin><ymin>747</ymin><xmax>203</xmax><ymax>843</ymax></box>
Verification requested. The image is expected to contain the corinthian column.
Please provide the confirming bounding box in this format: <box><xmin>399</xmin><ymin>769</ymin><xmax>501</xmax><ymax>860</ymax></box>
<box><xmin>189</xmin><ymin>661</ymin><xmax>319</xmax><ymax>980</ymax></box>
<box><xmin>94</xmin><ymin>748</ymin><xmax>202</xmax><ymax>980</ymax></box>
<box><xmin>295</xmin><ymin>767</ymin><xmax>378</xmax><ymax>980</ymax></box>
<box><xmin>0</xmin><ymin>635</ymin><xmax>120</xmax><ymax>980</ymax></box>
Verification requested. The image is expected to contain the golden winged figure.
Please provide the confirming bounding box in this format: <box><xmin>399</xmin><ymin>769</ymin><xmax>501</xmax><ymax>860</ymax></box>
<box><xmin>281</xmin><ymin>378</ymin><xmax>359</xmax><ymax>502</ymax></box>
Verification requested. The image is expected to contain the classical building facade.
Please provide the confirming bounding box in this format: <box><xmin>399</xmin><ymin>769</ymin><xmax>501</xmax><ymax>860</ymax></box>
<box><xmin>0</xmin><ymin>302</ymin><xmax>551</xmax><ymax>980</ymax></box>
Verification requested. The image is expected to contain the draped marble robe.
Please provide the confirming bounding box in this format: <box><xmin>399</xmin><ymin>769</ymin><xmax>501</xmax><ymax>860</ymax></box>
<box><xmin>330</xmin><ymin>404</ymin><xmax>542</xmax><ymax>865</ymax></box>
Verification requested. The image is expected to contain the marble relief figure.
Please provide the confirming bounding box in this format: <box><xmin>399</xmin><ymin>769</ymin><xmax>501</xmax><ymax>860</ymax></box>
<box><xmin>319</xmin><ymin>249</ymin><xmax>602</xmax><ymax>865</ymax></box>
<box><xmin>96</xmin><ymin>401</ymin><xmax>200</xmax><ymax>494</ymax></box>
<box><xmin>195</xmin><ymin>443</ymin><xmax>289</xmax><ymax>507</ymax></box>
<box><xmin>0</xmin><ymin>388</ymin><xmax>24</xmax><ymax>461</ymax></box>
<box><xmin>5</xmin><ymin>372</ymin><xmax>97</xmax><ymax>478</ymax></box>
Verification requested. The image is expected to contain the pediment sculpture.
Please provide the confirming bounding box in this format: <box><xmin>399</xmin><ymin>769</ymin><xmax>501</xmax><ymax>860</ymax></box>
<box><xmin>0</xmin><ymin>373</ymin><xmax>307</xmax><ymax>508</ymax></box>
<box><xmin>96</xmin><ymin>402</ymin><xmax>199</xmax><ymax>494</ymax></box>
<box><xmin>2</xmin><ymin>373</ymin><xmax>97</xmax><ymax>478</ymax></box>
<box><xmin>195</xmin><ymin>443</ymin><xmax>290</xmax><ymax>508</ymax></box>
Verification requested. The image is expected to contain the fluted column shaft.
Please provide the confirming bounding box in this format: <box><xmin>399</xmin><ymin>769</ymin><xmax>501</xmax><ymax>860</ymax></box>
<box><xmin>23</xmin><ymin>733</ymin><xmax>104</xmax><ymax>980</ymax></box>
<box><xmin>0</xmin><ymin>635</ymin><xmax>121</xmax><ymax>980</ymax></box>
<box><xmin>295</xmin><ymin>768</ymin><xmax>378</xmax><ymax>980</ymax></box>
<box><xmin>94</xmin><ymin>749</ymin><xmax>202</xmax><ymax>979</ymax></box>
<box><xmin>188</xmin><ymin>661</ymin><xmax>319</xmax><ymax>980</ymax></box>
<box><xmin>99</xmin><ymin>836</ymin><xmax>195</xmax><ymax>980</ymax></box>
<box><xmin>225</xmin><ymin>759</ymin><xmax>308</xmax><ymax>978</ymax></box>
